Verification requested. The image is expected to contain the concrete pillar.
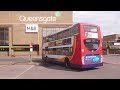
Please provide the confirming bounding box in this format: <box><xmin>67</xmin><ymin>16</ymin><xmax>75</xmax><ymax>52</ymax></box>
<box><xmin>38</xmin><ymin>26</ymin><xmax>42</xmax><ymax>57</ymax></box>
<box><xmin>9</xmin><ymin>26</ymin><xmax>13</xmax><ymax>56</ymax></box>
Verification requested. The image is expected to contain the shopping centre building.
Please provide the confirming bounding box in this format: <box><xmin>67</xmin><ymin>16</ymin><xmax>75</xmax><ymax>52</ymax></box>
<box><xmin>0</xmin><ymin>11</ymin><xmax>73</xmax><ymax>56</ymax></box>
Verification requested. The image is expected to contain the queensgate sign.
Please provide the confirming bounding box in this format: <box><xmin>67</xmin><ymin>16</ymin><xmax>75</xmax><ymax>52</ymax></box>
<box><xmin>19</xmin><ymin>11</ymin><xmax>62</xmax><ymax>23</ymax></box>
<box><xmin>19</xmin><ymin>16</ymin><xmax>57</xmax><ymax>23</ymax></box>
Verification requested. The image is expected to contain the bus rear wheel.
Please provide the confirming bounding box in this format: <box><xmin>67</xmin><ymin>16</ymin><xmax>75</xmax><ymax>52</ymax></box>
<box><xmin>65</xmin><ymin>59</ymin><xmax>71</xmax><ymax>68</ymax></box>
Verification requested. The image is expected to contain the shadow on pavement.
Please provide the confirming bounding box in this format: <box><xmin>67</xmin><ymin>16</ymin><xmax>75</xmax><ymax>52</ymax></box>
<box><xmin>32</xmin><ymin>58</ymin><xmax>99</xmax><ymax>72</ymax></box>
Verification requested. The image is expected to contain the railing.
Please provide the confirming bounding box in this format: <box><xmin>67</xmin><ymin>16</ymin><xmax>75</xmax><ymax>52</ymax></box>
<box><xmin>0</xmin><ymin>46</ymin><xmax>32</xmax><ymax>63</ymax></box>
<box><xmin>0</xmin><ymin>46</ymin><xmax>30</xmax><ymax>48</ymax></box>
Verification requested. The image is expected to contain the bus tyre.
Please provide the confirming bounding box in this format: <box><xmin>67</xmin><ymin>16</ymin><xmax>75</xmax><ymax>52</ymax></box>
<box><xmin>65</xmin><ymin>60</ymin><xmax>70</xmax><ymax>68</ymax></box>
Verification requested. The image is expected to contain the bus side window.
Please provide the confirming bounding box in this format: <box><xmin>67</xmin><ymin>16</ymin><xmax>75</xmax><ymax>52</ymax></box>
<box><xmin>71</xmin><ymin>27</ymin><xmax>75</xmax><ymax>35</ymax></box>
<box><xmin>75</xmin><ymin>26</ymin><xmax>78</xmax><ymax>34</ymax></box>
<box><xmin>70</xmin><ymin>28</ymin><xmax>73</xmax><ymax>36</ymax></box>
<box><xmin>63</xmin><ymin>47</ymin><xmax>67</xmax><ymax>55</ymax></box>
<box><xmin>63</xmin><ymin>47</ymin><xmax>72</xmax><ymax>56</ymax></box>
<box><xmin>65</xmin><ymin>50</ymin><xmax>69</xmax><ymax>55</ymax></box>
<box><xmin>66</xmin><ymin>38</ymin><xmax>71</xmax><ymax>45</ymax></box>
<box><xmin>69</xmin><ymin>47</ymin><xmax>73</xmax><ymax>56</ymax></box>
<box><xmin>72</xmin><ymin>26</ymin><xmax>78</xmax><ymax>35</ymax></box>
<box><xmin>56</xmin><ymin>48</ymin><xmax>62</xmax><ymax>55</ymax></box>
<box><xmin>63</xmin><ymin>30</ymin><xmax>67</xmax><ymax>38</ymax></box>
<box><xmin>67</xmin><ymin>29</ymin><xmax>71</xmax><ymax>37</ymax></box>
<box><xmin>53</xmin><ymin>48</ymin><xmax>56</xmax><ymax>55</ymax></box>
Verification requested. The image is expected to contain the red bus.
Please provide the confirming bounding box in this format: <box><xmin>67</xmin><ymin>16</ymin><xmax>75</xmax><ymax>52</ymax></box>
<box><xmin>42</xmin><ymin>23</ymin><xmax>103</xmax><ymax>69</ymax></box>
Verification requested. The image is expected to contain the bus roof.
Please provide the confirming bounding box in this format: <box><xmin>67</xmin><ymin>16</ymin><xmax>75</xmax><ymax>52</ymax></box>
<box><xmin>78</xmin><ymin>23</ymin><xmax>100</xmax><ymax>27</ymax></box>
<box><xmin>43</xmin><ymin>23</ymin><xmax>100</xmax><ymax>38</ymax></box>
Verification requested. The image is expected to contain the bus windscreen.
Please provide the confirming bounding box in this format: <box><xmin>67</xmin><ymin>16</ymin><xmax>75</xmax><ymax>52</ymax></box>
<box><xmin>84</xmin><ymin>39</ymin><xmax>100</xmax><ymax>51</ymax></box>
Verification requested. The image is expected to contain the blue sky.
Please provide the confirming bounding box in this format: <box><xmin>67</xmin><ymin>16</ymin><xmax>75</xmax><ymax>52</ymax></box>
<box><xmin>73</xmin><ymin>11</ymin><xmax>120</xmax><ymax>36</ymax></box>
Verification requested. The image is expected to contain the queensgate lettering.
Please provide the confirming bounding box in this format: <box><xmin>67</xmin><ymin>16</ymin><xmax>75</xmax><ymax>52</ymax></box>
<box><xmin>19</xmin><ymin>15</ymin><xmax>57</xmax><ymax>23</ymax></box>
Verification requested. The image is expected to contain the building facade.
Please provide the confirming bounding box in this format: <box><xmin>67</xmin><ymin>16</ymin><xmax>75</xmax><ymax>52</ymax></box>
<box><xmin>0</xmin><ymin>11</ymin><xmax>73</xmax><ymax>56</ymax></box>
<box><xmin>103</xmin><ymin>34</ymin><xmax>120</xmax><ymax>42</ymax></box>
<box><xmin>103</xmin><ymin>34</ymin><xmax>120</xmax><ymax>54</ymax></box>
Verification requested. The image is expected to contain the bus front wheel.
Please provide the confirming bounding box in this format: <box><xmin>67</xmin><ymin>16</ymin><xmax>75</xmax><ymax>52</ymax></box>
<box><xmin>65</xmin><ymin>59</ymin><xmax>71</xmax><ymax>68</ymax></box>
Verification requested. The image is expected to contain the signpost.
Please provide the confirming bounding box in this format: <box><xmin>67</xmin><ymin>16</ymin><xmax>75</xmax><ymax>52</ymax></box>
<box><xmin>29</xmin><ymin>43</ymin><xmax>33</xmax><ymax>63</ymax></box>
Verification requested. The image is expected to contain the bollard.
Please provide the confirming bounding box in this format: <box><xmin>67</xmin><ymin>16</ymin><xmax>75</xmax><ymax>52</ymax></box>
<box><xmin>29</xmin><ymin>51</ymin><xmax>32</xmax><ymax>63</ymax></box>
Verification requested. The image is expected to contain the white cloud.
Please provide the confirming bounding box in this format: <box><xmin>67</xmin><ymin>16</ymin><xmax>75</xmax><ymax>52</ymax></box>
<box><xmin>73</xmin><ymin>11</ymin><xmax>120</xmax><ymax>36</ymax></box>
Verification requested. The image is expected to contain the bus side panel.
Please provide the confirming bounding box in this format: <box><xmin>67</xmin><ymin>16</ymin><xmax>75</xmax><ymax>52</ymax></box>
<box><xmin>70</xmin><ymin>24</ymin><xmax>82</xmax><ymax>65</ymax></box>
<box><xmin>97</xmin><ymin>26</ymin><xmax>103</xmax><ymax>55</ymax></box>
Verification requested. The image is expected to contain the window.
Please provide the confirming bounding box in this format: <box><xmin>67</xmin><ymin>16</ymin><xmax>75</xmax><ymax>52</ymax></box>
<box><xmin>118</xmin><ymin>37</ymin><xmax>120</xmax><ymax>39</ymax></box>
<box><xmin>63</xmin><ymin>38</ymin><xmax>71</xmax><ymax>45</ymax></box>
<box><xmin>48</xmin><ymin>41</ymin><xmax>56</xmax><ymax>47</ymax></box>
<box><xmin>84</xmin><ymin>39</ymin><xmax>100</xmax><ymax>51</ymax></box>
<box><xmin>43</xmin><ymin>37</ymin><xmax>46</xmax><ymax>43</ymax></box>
<box><xmin>48</xmin><ymin>48</ymin><xmax>57</xmax><ymax>55</ymax></box>
<box><xmin>51</xmin><ymin>35</ymin><xmax>55</xmax><ymax>41</ymax></box>
<box><xmin>69</xmin><ymin>27</ymin><xmax>73</xmax><ymax>36</ymax></box>
<box><xmin>70</xmin><ymin>26</ymin><xmax>79</xmax><ymax>36</ymax></box>
<box><xmin>56</xmin><ymin>48</ymin><xmax>62</xmax><ymax>55</ymax></box>
<box><xmin>67</xmin><ymin>29</ymin><xmax>71</xmax><ymax>37</ymax></box>
<box><xmin>42</xmin><ymin>27</ymin><xmax>67</xmax><ymax>37</ymax></box>
<box><xmin>54</xmin><ymin>34</ymin><xmax>57</xmax><ymax>40</ymax></box>
<box><xmin>48</xmin><ymin>36</ymin><xmax>52</xmax><ymax>41</ymax></box>
<box><xmin>73</xmin><ymin>26</ymin><xmax>79</xmax><ymax>35</ymax></box>
<box><xmin>66</xmin><ymin>38</ymin><xmax>71</xmax><ymax>44</ymax></box>
<box><xmin>56</xmin><ymin>40</ymin><xmax>63</xmax><ymax>46</ymax></box>
<box><xmin>65</xmin><ymin>29</ymin><xmax>69</xmax><ymax>37</ymax></box>
<box><xmin>48</xmin><ymin>49</ymin><xmax>50</xmax><ymax>54</ymax></box>
<box><xmin>0</xmin><ymin>27</ymin><xmax>9</xmax><ymax>45</ymax></box>
<box><xmin>53</xmin><ymin>48</ymin><xmax>56</xmax><ymax>55</ymax></box>
<box><xmin>117</xmin><ymin>40</ymin><xmax>120</xmax><ymax>42</ymax></box>
<box><xmin>69</xmin><ymin>47</ymin><xmax>73</xmax><ymax>55</ymax></box>
<box><xmin>46</xmin><ymin>37</ymin><xmax>49</xmax><ymax>42</ymax></box>
<box><xmin>62</xmin><ymin>30</ymin><xmax>65</xmax><ymax>38</ymax></box>
<box><xmin>63</xmin><ymin>47</ymin><xmax>72</xmax><ymax>56</ymax></box>
<box><xmin>84</xmin><ymin>25</ymin><xmax>97</xmax><ymax>32</ymax></box>
<box><xmin>58</xmin><ymin>32</ymin><xmax>62</xmax><ymax>39</ymax></box>
<box><xmin>47</xmin><ymin>47</ymin><xmax>73</xmax><ymax>55</ymax></box>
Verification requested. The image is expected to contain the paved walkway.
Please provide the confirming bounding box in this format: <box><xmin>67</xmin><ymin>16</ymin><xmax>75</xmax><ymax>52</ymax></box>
<box><xmin>103</xmin><ymin>54</ymin><xmax>120</xmax><ymax>64</ymax></box>
<box><xmin>0</xmin><ymin>56</ymin><xmax>40</xmax><ymax>65</ymax></box>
